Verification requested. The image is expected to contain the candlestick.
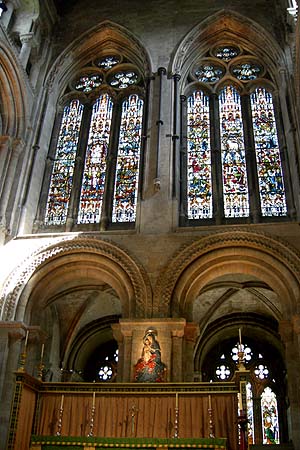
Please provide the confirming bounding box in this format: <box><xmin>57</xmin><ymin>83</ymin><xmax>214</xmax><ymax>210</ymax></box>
<box><xmin>40</xmin><ymin>343</ymin><xmax>44</xmax><ymax>360</ymax></box>
<box><xmin>208</xmin><ymin>394</ymin><xmax>212</xmax><ymax>410</ymax></box>
<box><xmin>24</xmin><ymin>330</ymin><xmax>29</xmax><ymax>349</ymax></box>
<box><xmin>60</xmin><ymin>394</ymin><xmax>64</xmax><ymax>410</ymax></box>
<box><xmin>239</xmin><ymin>328</ymin><xmax>242</xmax><ymax>348</ymax></box>
<box><xmin>92</xmin><ymin>391</ymin><xmax>95</xmax><ymax>408</ymax></box>
<box><xmin>175</xmin><ymin>392</ymin><xmax>178</xmax><ymax>409</ymax></box>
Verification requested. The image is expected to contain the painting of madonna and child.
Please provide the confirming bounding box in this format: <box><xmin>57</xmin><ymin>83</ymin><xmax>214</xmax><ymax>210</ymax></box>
<box><xmin>134</xmin><ymin>329</ymin><xmax>167</xmax><ymax>382</ymax></box>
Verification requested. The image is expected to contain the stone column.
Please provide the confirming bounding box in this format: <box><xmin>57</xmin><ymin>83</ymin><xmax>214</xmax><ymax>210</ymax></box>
<box><xmin>0</xmin><ymin>136</ymin><xmax>13</xmax><ymax>198</ymax></box>
<box><xmin>171</xmin><ymin>329</ymin><xmax>184</xmax><ymax>382</ymax></box>
<box><xmin>183</xmin><ymin>322</ymin><xmax>200</xmax><ymax>381</ymax></box>
<box><xmin>279</xmin><ymin>318</ymin><xmax>300</xmax><ymax>446</ymax></box>
<box><xmin>19</xmin><ymin>32</ymin><xmax>36</xmax><ymax>69</ymax></box>
<box><xmin>111</xmin><ymin>323</ymin><xmax>124</xmax><ymax>382</ymax></box>
<box><xmin>0</xmin><ymin>323</ymin><xmax>27</xmax><ymax>450</ymax></box>
<box><xmin>0</xmin><ymin>138</ymin><xmax>23</xmax><ymax>223</ymax></box>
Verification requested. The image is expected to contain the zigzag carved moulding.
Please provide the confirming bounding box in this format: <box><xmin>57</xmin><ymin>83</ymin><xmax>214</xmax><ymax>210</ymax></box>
<box><xmin>0</xmin><ymin>236</ymin><xmax>152</xmax><ymax>321</ymax></box>
<box><xmin>153</xmin><ymin>229</ymin><xmax>300</xmax><ymax>317</ymax></box>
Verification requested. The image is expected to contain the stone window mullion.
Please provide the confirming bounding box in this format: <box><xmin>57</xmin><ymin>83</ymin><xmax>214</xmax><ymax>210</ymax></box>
<box><xmin>210</xmin><ymin>92</ymin><xmax>224</xmax><ymax>225</ymax></box>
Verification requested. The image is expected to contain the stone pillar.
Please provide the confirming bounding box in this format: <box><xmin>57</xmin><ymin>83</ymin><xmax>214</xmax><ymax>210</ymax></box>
<box><xmin>19</xmin><ymin>32</ymin><xmax>36</xmax><ymax>69</ymax></box>
<box><xmin>0</xmin><ymin>323</ymin><xmax>27</xmax><ymax>450</ymax></box>
<box><xmin>279</xmin><ymin>318</ymin><xmax>300</xmax><ymax>446</ymax></box>
<box><xmin>0</xmin><ymin>138</ymin><xmax>23</xmax><ymax>224</ymax></box>
<box><xmin>183</xmin><ymin>322</ymin><xmax>200</xmax><ymax>381</ymax></box>
<box><xmin>111</xmin><ymin>323</ymin><xmax>124</xmax><ymax>382</ymax></box>
<box><xmin>0</xmin><ymin>136</ymin><xmax>13</xmax><ymax>198</ymax></box>
<box><xmin>171</xmin><ymin>329</ymin><xmax>184</xmax><ymax>382</ymax></box>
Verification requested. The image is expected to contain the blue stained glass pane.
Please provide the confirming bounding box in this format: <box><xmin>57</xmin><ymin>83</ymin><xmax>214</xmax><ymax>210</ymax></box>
<box><xmin>187</xmin><ymin>91</ymin><xmax>213</xmax><ymax>219</ymax></box>
<box><xmin>250</xmin><ymin>87</ymin><xmax>287</xmax><ymax>216</ymax></box>
<box><xmin>78</xmin><ymin>94</ymin><xmax>113</xmax><ymax>224</ymax></box>
<box><xmin>194</xmin><ymin>63</ymin><xmax>225</xmax><ymax>83</ymax></box>
<box><xmin>96</xmin><ymin>55</ymin><xmax>121</xmax><ymax>70</ymax></box>
<box><xmin>112</xmin><ymin>94</ymin><xmax>144</xmax><ymax>222</ymax></box>
<box><xmin>219</xmin><ymin>85</ymin><xmax>249</xmax><ymax>218</ymax></box>
<box><xmin>214</xmin><ymin>46</ymin><xmax>240</xmax><ymax>62</ymax></box>
<box><xmin>231</xmin><ymin>62</ymin><xmax>263</xmax><ymax>81</ymax></box>
<box><xmin>45</xmin><ymin>99</ymin><xmax>83</xmax><ymax>225</ymax></box>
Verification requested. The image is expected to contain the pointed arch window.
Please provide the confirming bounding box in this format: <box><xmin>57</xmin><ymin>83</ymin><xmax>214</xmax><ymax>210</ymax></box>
<box><xmin>38</xmin><ymin>54</ymin><xmax>145</xmax><ymax>231</ymax></box>
<box><xmin>182</xmin><ymin>44</ymin><xmax>290</xmax><ymax>225</ymax></box>
<box><xmin>201</xmin><ymin>336</ymin><xmax>285</xmax><ymax>444</ymax></box>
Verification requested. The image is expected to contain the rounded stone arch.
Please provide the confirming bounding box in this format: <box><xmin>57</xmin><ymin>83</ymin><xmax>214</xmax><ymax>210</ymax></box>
<box><xmin>0</xmin><ymin>44</ymin><xmax>27</xmax><ymax>137</ymax></box>
<box><xmin>0</xmin><ymin>236</ymin><xmax>152</xmax><ymax>321</ymax></box>
<box><xmin>153</xmin><ymin>230</ymin><xmax>300</xmax><ymax>319</ymax></box>
<box><xmin>170</xmin><ymin>9</ymin><xmax>286</xmax><ymax>89</ymax></box>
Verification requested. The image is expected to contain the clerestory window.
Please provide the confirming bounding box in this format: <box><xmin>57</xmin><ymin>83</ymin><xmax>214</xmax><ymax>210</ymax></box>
<box><xmin>181</xmin><ymin>44</ymin><xmax>289</xmax><ymax>225</ymax></box>
<box><xmin>38</xmin><ymin>54</ymin><xmax>145</xmax><ymax>230</ymax></box>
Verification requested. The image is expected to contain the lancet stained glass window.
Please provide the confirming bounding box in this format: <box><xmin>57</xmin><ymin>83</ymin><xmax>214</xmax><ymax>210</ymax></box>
<box><xmin>261</xmin><ymin>387</ymin><xmax>280</xmax><ymax>444</ymax></box>
<box><xmin>78</xmin><ymin>94</ymin><xmax>113</xmax><ymax>224</ymax></box>
<box><xmin>187</xmin><ymin>90</ymin><xmax>212</xmax><ymax>219</ymax></box>
<box><xmin>250</xmin><ymin>87</ymin><xmax>287</xmax><ymax>217</ymax></box>
<box><xmin>219</xmin><ymin>85</ymin><xmax>249</xmax><ymax>218</ymax></box>
<box><xmin>42</xmin><ymin>54</ymin><xmax>144</xmax><ymax>229</ymax></box>
<box><xmin>45</xmin><ymin>99</ymin><xmax>84</xmax><ymax>225</ymax></box>
<box><xmin>183</xmin><ymin>43</ymin><xmax>288</xmax><ymax>224</ymax></box>
<box><xmin>112</xmin><ymin>94</ymin><xmax>144</xmax><ymax>222</ymax></box>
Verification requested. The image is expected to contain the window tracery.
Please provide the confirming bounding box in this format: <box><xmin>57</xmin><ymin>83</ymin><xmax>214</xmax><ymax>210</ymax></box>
<box><xmin>40</xmin><ymin>53</ymin><xmax>144</xmax><ymax>229</ymax></box>
<box><xmin>182</xmin><ymin>43</ymin><xmax>289</xmax><ymax>225</ymax></box>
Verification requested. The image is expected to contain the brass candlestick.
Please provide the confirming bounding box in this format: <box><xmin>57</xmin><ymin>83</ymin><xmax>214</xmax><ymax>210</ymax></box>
<box><xmin>87</xmin><ymin>405</ymin><xmax>96</xmax><ymax>437</ymax></box>
<box><xmin>18</xmin><ymin>352</ymin><xmax>27</xmax><ymax>372</ymax></box>
<box><xmin>56</xmin><ymin>395</ymin><xmax>64</xmax><ymax>436</ymax></box>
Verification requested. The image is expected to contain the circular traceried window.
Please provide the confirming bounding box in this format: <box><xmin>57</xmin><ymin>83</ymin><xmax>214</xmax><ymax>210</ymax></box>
<box><xmin>212</xmin><ymin>45</ymin><xmax>241</xmax><ymax>62</ymax></box>
<box><xmin>74</xmin><ymin>73</ymin><xmax>103</xmax><ymax>93</ymax></box>
<box><xmin>95</xmin><ymin>55</ymin><xmax>121</xmax><ymax>70</ymax></box>
<box><xmin>230</xmin><ymin>61</ymin><xmax>264</xmax><ymax>81</ymax></box>
<box><xmin>108</xmin><ymin>69</ymin><xmax>139</xmax><ymax>89</ymax></box>
<box><xmin>192</xmin><ymin>61</ymin><xmax>225</xmax><ymax>83</ymax></box>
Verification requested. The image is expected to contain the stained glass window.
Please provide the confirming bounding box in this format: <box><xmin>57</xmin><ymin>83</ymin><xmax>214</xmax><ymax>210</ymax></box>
<box><xmin>45</xmin><ymin>99</ymin><xmax>84</xmax><ymax>225</ymax></box>
<box><xmin>194</xmin><ymin>62</ymin><xmax>225</xmax><ymax>83</ymax></box>
<box><xmin>261</xmin><ymin>387</ymin><xmax>280</xmax><ymax>444</ymax></box>
<box><xmin>219</xmin><ymin>85</ymin><xmax>249</xmax><ymax>217</ymax></box>
<box><xmin>96</xmin><ymin>55</ymin><xmax>121</xmax><ymax>70</ymax></box>
<box><xmin>231</xmin><ymin>62</ymin><xmax>263</xmax><ymax>81</ymax></box>
<box><xmin>112</xmin><ymin>94</ymin><xmax>144</xmax><ymax>222</ymax></box>
<box><xmin>213</xmin><ymin>45</ymin><xmax>240</xmax><ymax>62</ymax></box>
<box><xmin>187</xmin><ymin>91</ymin><xmax>213</xmax><ymax>219</ymax></box>
<box><xmin>74</xmin><ymin>74</ymin><xmax>103</xmax><ymax>93</ymax></box>
<box><xmin>250</xmin><ymin>87</ymin><xmax>287</xmax><ymax>216</ymax></box>
<box><xmin>78</xmin><ymin>94</ymin><xmax>113</xmax><ymax>224</ymax></box>
<box><xmin>246</xmin><ymin>383</ymin><xmax>255</xmax><ymax>445</ymax></box>
<box><xmin>108</xmin><ymin>70</ymin><xmax>139</xmax><ymax>89</ymax></box>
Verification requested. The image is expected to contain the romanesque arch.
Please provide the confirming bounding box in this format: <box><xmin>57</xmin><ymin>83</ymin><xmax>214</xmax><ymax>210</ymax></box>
<box><xmin>0</xmin><ymin>235</ymin><xmax>152</xmax><ymax>321</ymax></box>
<box><xmin>153</xmin><ymin>229</ymin><xmax>300</xmax><ymax>319</ymax></box>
